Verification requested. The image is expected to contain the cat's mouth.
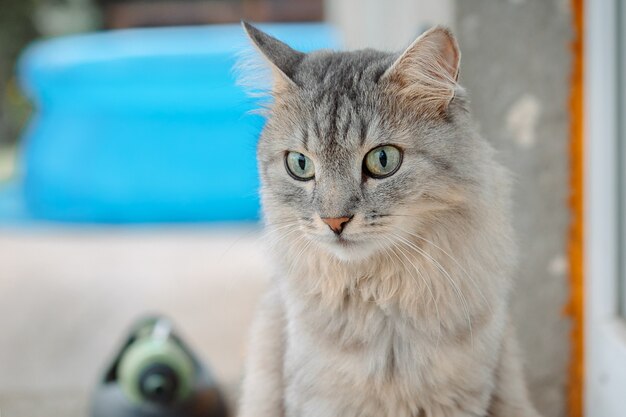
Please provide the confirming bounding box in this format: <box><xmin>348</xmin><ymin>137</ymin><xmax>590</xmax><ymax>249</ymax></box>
<box><xmin>334</xmin><ymin>235</ymin><xmax>350</xmax><ymax>245</ymax></box>
<box><xmin>335</xmin><ymin>237</ymin><xmax>359</xmax><ymax>253</ymax></box>
<box><xmin>320</xmin><ymin>232</ymin><xmax>356</xmax><ymax>246</ymax></box>
<box><xmin>316</xmin><ymin>233</ymin><xmax>379</xmax><ymax>262</ymax></box>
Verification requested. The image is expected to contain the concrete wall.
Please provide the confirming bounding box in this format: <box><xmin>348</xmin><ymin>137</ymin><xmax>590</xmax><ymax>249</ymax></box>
<box><xmin>456</xmin><ymin>2</ymin><xmax>572</xmax><ymax>417</ymax></box>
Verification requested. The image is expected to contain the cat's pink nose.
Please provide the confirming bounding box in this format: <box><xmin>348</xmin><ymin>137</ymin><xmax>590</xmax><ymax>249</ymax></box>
<box><xmin>321</xmin><ymin>216</ymin><xmax>353</xmax><ymax>235</ymax></box>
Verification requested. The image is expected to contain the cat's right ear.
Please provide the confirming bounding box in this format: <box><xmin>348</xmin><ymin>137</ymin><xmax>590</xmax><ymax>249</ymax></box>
<box><xmin>241</xmin><ymin>21</ymin><xmax>304</xmax><ymax>90</ymax></box>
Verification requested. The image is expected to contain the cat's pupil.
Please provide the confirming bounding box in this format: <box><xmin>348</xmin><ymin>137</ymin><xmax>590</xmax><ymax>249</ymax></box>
<box><xmin>298</xmin><ymin>154</ymin><xmax>306</xmax><ymax>170</ymax></box>
<box><xmin>379</xmin><ymin>150</ymin><xmax>387</xmax><ymax>168</ymax></box>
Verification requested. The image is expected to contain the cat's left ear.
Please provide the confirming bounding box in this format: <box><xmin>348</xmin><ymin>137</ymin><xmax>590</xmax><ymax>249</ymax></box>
<box><xmin>242</xmin><ymin>21</ymin><xmax>304</xmax><ymax>90</ymax></box>
<box><xmin>382</xmin><ymin>26</ymin><xmax>461</xmax><ymax>111</ymax></box>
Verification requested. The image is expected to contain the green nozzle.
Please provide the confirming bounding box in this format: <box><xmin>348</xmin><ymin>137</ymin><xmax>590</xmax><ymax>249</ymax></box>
<box><xmin>118</xmin><ymin>332</ymin><xmax>195</xmax><ymax>404</ymax></box>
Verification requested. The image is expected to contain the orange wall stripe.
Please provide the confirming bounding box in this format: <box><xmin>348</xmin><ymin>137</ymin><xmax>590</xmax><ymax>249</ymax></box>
<box><xmin>566</xmin><ymin>0</ymin><xmax>585</xmax><ymax>416</ymax></box>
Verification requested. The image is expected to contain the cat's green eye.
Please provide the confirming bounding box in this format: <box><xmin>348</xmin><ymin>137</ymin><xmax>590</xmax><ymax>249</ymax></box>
<box><xmin>285</xmin><ymin>151</ymin><xmax>315</xmax><ymax>181</ymax></box>
<box><xmin>363</xmin><ymin>145</ymin><xmax>402</xmax><ymax>178</ymax></box>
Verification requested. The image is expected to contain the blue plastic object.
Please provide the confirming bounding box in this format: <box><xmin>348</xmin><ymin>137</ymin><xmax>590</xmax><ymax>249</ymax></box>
<box><xmin>16</xmin><ymin>24</ymin><xmax>339</xmax><ymax>223</ymax></box>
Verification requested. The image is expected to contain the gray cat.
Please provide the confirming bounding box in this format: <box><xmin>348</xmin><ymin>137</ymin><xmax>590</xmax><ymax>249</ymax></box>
<box><xmin>238</xmin><ymin>22</ymin><xmax>541</xmax><ymax>417</ymax></box>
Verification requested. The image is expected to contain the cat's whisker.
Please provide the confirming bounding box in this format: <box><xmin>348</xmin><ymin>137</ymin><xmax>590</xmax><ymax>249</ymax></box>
<box><xmin>392</xmin><ymin>243</ymin><xmax>443</xmax><ymax>349</ymax></box>
<box><xmin>372</xmin><ymin>237</ymin><xmax>403</xmax><ymax>304</ymax></box>
<box><xmin>216</xmin><ymin>227</ymin><xmax>263</xmax><ymax>261</ymax></box>
<box><xmin>216</xmin><ymin>220</ymin><xmax>301</xmax><ymax>265</ymax></box>
<box><xmin>217</xmin><ymin>219</ymin><xmax>302</xmax><ymax>261</ymax></box>
<box><xmin>264</xmin><ymin>229</ymin><xmax>302</xmax><ymax>251</ymax></box>
<box><xmin>387</xmin><ymin>222</ymin><xmax>491</xmax><ymax>314</ymax></box>
<box><xmin>398</xmin><ymin>228</ymin><xmax>492</xmax><ymax>314</ymax></box>
<box><xmin>390</xmin><ymin>232</ymin><xmax>473</xmax><ymax>347</ymax></box>
<box><xmin>259</xmin><ymin>221</ymin><xmax>298</xmax><ymax>237</ymax></box>
<box><xmin>279</xmin><ymin>234</ymin><xmax>307</xmax><ymax>269</ymax></box>
<box><xmin>380</xmin><ymin>235</ymin><xmax>443</xmax><ymax>347</ymax></box>
<box><xmin>262</xmin><ymin>229</ymin><xmax>296</xmax><ymax>243</ymax></box>
<box><xmin>261</xmin><ymin>224</ymin><xmax>304</xmax><ymax>251</ymax></box>
<box><xmin>374</xmin><ymin>239</ymin><xmax>396</xmax><ymax>271</ymax></box>
<box><xmin>262</xmin><ymin>218</ymin><xmax>303</xmax><ymax>230</ymax></box>
<box><xmin>262</xmin><ymin>223</ymin><xmax>299</xmax><ymax>237</ymax></box>
<box><xmin>263</xmin><ymin>219</ymin><xmax>307</xmax><ymax>234</ymax></box>
<box><xmin>285</xmin><ymin>234</ymin><xmax>313</xmax><ymax>276</ymax></box>
<box><xmin>287</xmin><ymin>239</ymin><xmax>317</xmax><ymax>291</ymax></box>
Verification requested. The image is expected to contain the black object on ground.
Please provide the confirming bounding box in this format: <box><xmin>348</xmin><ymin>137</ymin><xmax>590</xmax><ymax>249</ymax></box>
<box><xmin>91</xmin><ymin>315</ymin><xmax>229</xmax><ymax>417</ymax></box>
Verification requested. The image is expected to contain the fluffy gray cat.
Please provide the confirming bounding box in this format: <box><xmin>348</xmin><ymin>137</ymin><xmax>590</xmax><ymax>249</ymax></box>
<box><xmin>238</xmin><ymin>22</ymin><xmax>541</xmax><ymax>417</ymax></box>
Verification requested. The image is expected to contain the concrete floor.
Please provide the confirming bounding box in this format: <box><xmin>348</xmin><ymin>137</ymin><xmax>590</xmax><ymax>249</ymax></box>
<box><xmin>0</xmin><ymin>226</ymin><xmax>270</xmax><ymax>416</ymax></box>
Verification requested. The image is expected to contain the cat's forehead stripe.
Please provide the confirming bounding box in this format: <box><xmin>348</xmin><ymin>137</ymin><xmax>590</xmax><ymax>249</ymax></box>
<box><xmin>312</xmin><ymin>90</ymin><xmax>356</xmax><ymax>150</ymax></box>
<box><xmin>295</xmin><ymin>51</ymin><xmax>396</xmax><ymax>152</ymax></box>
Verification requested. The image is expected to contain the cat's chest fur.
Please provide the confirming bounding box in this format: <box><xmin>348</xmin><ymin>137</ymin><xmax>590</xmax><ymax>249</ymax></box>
<box><xmin>280</xmin><ymin>266</ymin><xmax>500</xmax><ymax>417</ymax></box>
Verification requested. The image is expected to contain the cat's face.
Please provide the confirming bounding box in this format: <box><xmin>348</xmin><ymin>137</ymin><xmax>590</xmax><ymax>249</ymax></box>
<box><xmin>244</xmin><ymin>24</ymin><xmax>475</xmax><ymax>262</ymax></box>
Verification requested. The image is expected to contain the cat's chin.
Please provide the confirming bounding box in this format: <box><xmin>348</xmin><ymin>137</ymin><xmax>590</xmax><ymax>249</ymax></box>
<box><xmin>321</xmin><ymin>238</ymin><xmax>379</xmax><ymax>263</ymax></box>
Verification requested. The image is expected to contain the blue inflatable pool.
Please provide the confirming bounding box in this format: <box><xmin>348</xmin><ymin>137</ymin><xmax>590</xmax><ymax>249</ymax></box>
<box><xmin>14</xmin><ymin>23</ymin><xmax>339</xmax><ymax>223</ymax></box>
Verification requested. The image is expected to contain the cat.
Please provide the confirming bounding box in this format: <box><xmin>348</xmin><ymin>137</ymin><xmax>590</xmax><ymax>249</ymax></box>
<box><xmin>237</xmin><ymin>22</ymin><xmax>541</xmax><ymax>417</ymax></box>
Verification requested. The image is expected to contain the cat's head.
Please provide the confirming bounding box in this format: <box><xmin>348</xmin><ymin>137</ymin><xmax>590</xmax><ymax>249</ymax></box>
<box><xmin>243</xmin><ymin>23</ymin><xmax>486</xmax><ymax>262</ymax></box>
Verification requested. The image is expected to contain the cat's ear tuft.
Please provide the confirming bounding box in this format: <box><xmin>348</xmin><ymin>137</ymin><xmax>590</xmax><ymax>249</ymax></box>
<box><xmin>241</xmin><ymin>21</ymin><xmax>304</xmax><ymax>90</ymax></box>
<box><xmin>382</xmin><ymin>26</ymin><xmax>461</xmax><ymax>111</ymax></box>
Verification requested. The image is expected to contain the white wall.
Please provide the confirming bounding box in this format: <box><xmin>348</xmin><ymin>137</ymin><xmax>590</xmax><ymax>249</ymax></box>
<box><xmin>324</xmin><ymin>0</ymin><xmax>454</xmax><ymax>50</ymax></box>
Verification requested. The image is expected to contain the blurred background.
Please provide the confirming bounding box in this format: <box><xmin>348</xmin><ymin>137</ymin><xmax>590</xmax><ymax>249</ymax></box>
<box><xmin>0</xmin><ymin>1</ymin><xmax>579</xmax><ymax>417</ymax></box>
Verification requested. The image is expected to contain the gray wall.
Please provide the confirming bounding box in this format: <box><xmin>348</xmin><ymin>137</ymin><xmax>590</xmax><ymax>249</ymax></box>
<box><xmin>455</xmin><ymin>2</ymin><xmax>572</xmax><ymax>417</ymax></box>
